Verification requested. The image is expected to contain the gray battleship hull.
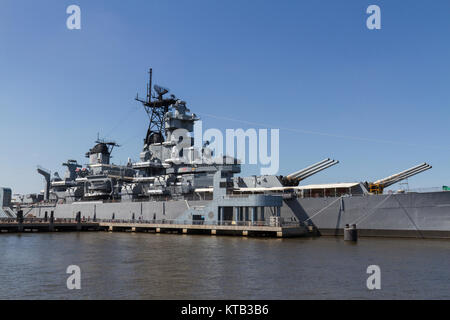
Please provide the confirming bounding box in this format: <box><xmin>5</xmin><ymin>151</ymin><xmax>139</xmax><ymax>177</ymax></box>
<box><xmin>282</xmin><ymin>191</ymin><xmax>450</xmax><ymax>238</ymax></box>
<box><xmin>24</xmin><ymin>191</ymin><xmax>450</xmax><ymax>239</ymax></box>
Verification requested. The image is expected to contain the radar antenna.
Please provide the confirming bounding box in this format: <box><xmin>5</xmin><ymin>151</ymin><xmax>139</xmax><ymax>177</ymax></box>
<box><xmin>135</xmin><ymin>68</ymin><xmax>177</xmax><ymax>147</ymax></box>
<box><xmin>95</xmin><ymin>138</ymin><xmax>120</xmax><ymax>155</ymax></box>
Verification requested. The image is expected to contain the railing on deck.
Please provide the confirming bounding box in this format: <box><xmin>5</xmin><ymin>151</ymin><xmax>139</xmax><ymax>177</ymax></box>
<box><xmin>400</xmin><ymin>187</ymin><xmax>447</xmax><ymax>194</ymax></box>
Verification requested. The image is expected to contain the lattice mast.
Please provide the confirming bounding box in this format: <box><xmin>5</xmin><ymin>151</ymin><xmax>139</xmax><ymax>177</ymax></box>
<box><xmin>135</xmin><ymin>68</ymin><xmax>177</xmax><ymax>147</ymax></box>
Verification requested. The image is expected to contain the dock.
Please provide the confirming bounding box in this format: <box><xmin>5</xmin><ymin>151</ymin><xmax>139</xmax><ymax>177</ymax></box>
<box><xmin>98</xmin><ymin>220</ymin><xmax>309</xmax><ymax>238</ymax></box>
<box><xmin>0</xmin><ymin>218</ymin><xmax>100</xmax><ymax>233</ymax></box>
<box><xmin>0</xmin><ymin>218</ymin><xmax>310</xmax><ymax>238</ymax></box>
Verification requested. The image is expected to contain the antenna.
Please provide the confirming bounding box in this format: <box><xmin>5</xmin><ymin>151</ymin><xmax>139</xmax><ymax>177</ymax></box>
<box><xmin>154</xmin><ymin>85</ymin><xmax>169</xmax><ymax>98</ymax></box>
<box><xmin>135</xmin><ymin>68</ymin><xmax>178</xmax><ymax>146</ymax></box>
<box><xmin>147</xmin><ymin>68</ymin><xmax>152</xmax><ymax>103</ymax></box>
<box><xmin>95</xmin><ymin>133</ymin><xmax>121</xmax><ymax>155</ymax></box>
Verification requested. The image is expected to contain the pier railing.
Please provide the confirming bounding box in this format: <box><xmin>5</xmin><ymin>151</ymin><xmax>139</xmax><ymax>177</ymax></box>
<box><xmin>0</xmin><ymin>217</ymin><xmax>303</xmax><ymax>228</ymax></box>
<box><xmin>0</xmin><ymin>218</ymin><xmax>91</xmax><ymax>224</ymax></box>
<box><xmin>96</xmin><ymin>218</ymin><xmax>303</xmax><ymax>228</ymax></box>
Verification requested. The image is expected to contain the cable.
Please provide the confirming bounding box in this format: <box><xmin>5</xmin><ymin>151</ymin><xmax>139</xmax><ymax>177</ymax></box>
<box><xmin>103</xmin><ymin>105</ymin><xmax>141</xmax><ymax>140</ymax></box>
<box><xmin>391</xmin><ymin>195</ymin><xmax>425</xmax><ymax>239</ymax></box>
<box><xmin>351</xmin><ymin>193</ymin><xmax>393</xmax><ymax>225</ymax></box>
<box><xmin>302</xmin><ymin>196</ymin><xmax>343</xmax><ymax>223</ymax></box>
<box><xmin>201</xmin><ymin>112</ymin><xmax>450</xmax><ymax>151</ymax></box>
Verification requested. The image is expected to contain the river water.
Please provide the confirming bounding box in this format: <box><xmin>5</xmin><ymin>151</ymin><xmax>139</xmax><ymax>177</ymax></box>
<box><xmin>0</xmin><ymin>232</ymin><xmax>449</xmax><ymax>300</ymax></box>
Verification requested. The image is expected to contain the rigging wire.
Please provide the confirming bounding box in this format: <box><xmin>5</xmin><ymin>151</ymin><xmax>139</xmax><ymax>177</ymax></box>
<box><xmin>200</xmin><ymin>112</ymin><xmax>450</xmax><ymax>151</ymax></box>
<box><xmin>103</xmin><ymin>105</ymin><xmax>141</xmax><ymax>140</ymax></box>
<box><xmin>351</xmin><ymin>193</ymin><xmax>393</xmax><ymax>225</ymax></box>
<box><xmin>302</xmin><ymin>196</ymin><xmax>343</xmax><ymax>223</ymax></box>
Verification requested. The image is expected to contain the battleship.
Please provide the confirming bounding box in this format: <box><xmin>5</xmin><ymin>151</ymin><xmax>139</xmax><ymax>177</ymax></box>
<box><xmin>2</xmin><ymin>69</ymin><xmax>450</xmax><ymax>239</ymax></box>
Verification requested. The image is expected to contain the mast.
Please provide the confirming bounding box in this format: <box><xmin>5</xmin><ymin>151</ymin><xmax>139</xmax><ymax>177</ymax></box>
<box><xmin>147</xmin><ymin>68</ymin><xmax>152</xmax><ymax>104</ymax></box>
<box><xmin>135</xmin><ymin>68</ymin><xmax>177</xmax><ymax>148</ymax></box>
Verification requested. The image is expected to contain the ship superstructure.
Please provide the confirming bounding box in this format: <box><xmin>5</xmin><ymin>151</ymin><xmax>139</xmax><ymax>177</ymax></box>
<box><xmin>28</xmin><ymin>70</ymin><xmax>243</xmax><ymax>205</ymax></box>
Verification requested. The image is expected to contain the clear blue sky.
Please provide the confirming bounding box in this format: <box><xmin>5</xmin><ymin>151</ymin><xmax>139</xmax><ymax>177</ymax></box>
<box><xmin>1</xmin><ymin>0</ymin><xmax>450</xmax><ymax>194</ymax></box>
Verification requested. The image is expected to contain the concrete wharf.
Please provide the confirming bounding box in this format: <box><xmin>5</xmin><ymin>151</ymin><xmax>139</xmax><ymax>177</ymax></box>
<box><xmin>0</xmin><ymin>218</ymin><xmax>310</xmax><ymax>238</ymax></box>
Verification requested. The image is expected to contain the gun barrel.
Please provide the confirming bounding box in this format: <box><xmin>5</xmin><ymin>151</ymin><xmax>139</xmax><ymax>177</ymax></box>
<box><xmin>382</xmin><ymin>164</ymin><xmax>432</xmax><ymax>188</ymax></box>
<box><xmin>286</xmin><ymin>158</ymin><xmax>332</xmax><ymax>180</ymax></box>
<box><xmin>286</xmin><ymin>159</ymin><xmax>339</xmax><ymax>182</ymax></box>
<box><xmin>297</xmin><ymin>160</ymin><xmax>340</xmax><ymax>182</ymax></box>
<box><xmin>374</xmin><ymin>163</ymin><xmax>430</xmax><ymax>186</ymax></box>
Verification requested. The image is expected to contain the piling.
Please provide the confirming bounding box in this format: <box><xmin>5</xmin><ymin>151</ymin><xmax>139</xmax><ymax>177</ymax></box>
<box><xmin>17</xmin><ymin>210</ymin><xmax>24</xmax><ymax>232</ymax></box>
<box><xmin>344</xmin><ymin>224</ymin><xmax>358</xmax><ymax>241</ymax></box>
<box><xmin>49</xmin><ymin>216</ymin><xmax>54</xmax><ymax>232</ymax></box>
<box><xmin>76</xmin><ymin>211</ymin><xmax>82</xmax><ymax>231</ymax></box>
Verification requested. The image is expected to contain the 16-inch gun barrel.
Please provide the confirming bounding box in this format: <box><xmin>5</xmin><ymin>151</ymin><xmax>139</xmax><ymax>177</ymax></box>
<box><xmin>283</xmin><ymin>158</ymin><xmax>339</xmax><ymax>186</ymax></box>
<box><xmin>369</xmin><ymin>162</ymin><xmax>432</xmax><ymax>194</ymax></box>
<box><xmin>287</xmin><ymin>158</ymin><xmax>331</xmax><ymax>180</ymax></box>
